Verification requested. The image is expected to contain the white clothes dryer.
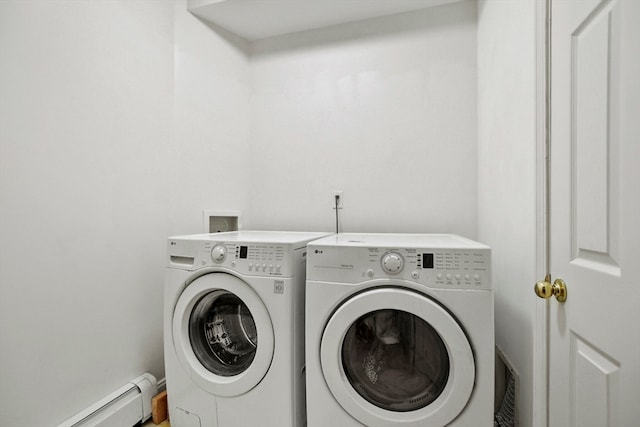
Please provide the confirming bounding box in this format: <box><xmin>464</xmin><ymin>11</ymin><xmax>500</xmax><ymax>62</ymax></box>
<box><xmin>306</xmin><ymin>233</ymin><xmax>494</xmax><ymax>427</ymax></box>
<box><xmin>165</xmin><ymin>231</ymin><xmax>329</xmax><ymax>427</ymax></box>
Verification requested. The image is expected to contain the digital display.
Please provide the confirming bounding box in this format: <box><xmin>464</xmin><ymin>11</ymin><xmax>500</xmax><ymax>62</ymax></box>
<box><xmin>239</xmin><ymin>246</ymin><xmax>248</xmax><ymax>259</ymax></box>
<box><xmin>422</xmin><ymin>253</ymin><xmax>434</xmax><ymax>269</ymax></box>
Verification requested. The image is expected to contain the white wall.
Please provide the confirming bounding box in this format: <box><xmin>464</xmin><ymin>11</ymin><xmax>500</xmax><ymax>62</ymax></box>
<box><xmin>172</xmin><ymin>0</ymin><xmax>251</xmax><ymax>233</ymax></box>
<box><xmin>0</xmin><ymin>1</ymin><xmax>250</xmax><ymax>425</ymax></box>
<box><xmin>477</xmin><ymin>1</ymin><xmax>538</xmax><ymax>426</ymax></box>
<box><xmin>247</xmin><ymin>1</ymin><xmax>478</xmax><ymax>237</ymax></box>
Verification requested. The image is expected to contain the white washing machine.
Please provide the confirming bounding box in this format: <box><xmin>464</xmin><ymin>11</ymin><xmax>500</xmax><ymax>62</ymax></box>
<box><xmin>306</xmin><ymin>233</ymin><xmax>494</xmax><ymax>427</ymax></box>
<box><xmin>165</xmin><ymin>231</ymin><xmax>329</xmax><ymax>427</ymax></box>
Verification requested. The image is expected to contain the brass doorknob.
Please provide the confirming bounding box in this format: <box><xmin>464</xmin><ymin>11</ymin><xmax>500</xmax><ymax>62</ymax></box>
<box><xmin>534</xmin><ymin>275</ymin><xmax>567</xmax><ymax>303</ymax></box>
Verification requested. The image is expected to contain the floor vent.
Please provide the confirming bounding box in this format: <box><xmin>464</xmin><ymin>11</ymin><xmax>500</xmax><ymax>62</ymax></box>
<box><xmin>58</xmin><ymin>373</ymin><xmax>157</xmax><ymax>427</ymax></box>
<box><xmin>494</xmin><ymin>347</ymin><xmax>519</xmax><ymax>427</ymax></box>
<box><xmin>494</xmin><ymin>370</ymin><xmax>517</xmax><ymax>427</ymax></box>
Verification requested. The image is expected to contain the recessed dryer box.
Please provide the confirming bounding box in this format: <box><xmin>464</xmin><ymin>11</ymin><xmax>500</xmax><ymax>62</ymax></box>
<box><xmin>202</xmin><ymin>210</ymin><xmax>242</xmax><ymax>233</ymax></box>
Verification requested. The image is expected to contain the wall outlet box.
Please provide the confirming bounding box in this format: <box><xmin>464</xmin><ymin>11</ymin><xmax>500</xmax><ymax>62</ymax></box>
<box><xmin>203</xmin><ymin>210</ymin><xmax>242</xmax><ymax>233</ymax></box>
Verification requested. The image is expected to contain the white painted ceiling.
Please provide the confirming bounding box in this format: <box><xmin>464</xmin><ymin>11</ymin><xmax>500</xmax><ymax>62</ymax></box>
<box><xmin>187</xmin><ymin>0</ymin><xmax>463</xmax><ymax>41</ymax></box>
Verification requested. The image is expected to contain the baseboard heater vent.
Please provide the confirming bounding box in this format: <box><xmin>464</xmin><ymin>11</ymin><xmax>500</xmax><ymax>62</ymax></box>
<box><xmin>58</xmin><ymin>373</ymin><xmax>158</xmax><ymax>427</ymax></box>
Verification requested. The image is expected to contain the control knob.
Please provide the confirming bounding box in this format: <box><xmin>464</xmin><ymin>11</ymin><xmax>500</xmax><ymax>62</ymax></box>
<box><xmin>381</xmin><ymin>252</ymin><xmax>404</xmax><ymax>275</ymax></box>
<box><xmin>211</xmin><ymin>244</ymin><xmax>227</xmax><ymax>263</ymax></box>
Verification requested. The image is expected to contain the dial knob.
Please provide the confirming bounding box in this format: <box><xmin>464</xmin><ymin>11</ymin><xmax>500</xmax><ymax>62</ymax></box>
<box><xmin>211</xmin><ymin>244</ymin><xmax>227</xmax><ymax>263</ymax></box>
<box><xmin>381</xmin><ymin>252</ymin><xmax>404</xmax><ymax>275</ymax></box>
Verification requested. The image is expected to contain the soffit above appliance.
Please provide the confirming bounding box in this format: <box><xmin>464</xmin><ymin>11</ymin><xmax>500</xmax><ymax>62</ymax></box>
<box><xmin>187</xmin><ymin>0</ymin><xmax>463</xmax><ymax>41</ymax></box>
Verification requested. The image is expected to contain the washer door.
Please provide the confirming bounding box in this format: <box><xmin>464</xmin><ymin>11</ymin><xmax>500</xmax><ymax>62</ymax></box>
<box><xmin>173</xmin><ymin>273</ymin><xmax>274</xmax><ymax>397</ymax></box>
<box><xmin>320</xmin><ymin>287</ymin><xmax>474</xmax><ymax>427</ymax></box>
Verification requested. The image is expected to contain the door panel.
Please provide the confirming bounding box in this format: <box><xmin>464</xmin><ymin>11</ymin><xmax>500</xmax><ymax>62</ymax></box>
<box><xmin>571</xmin><ymin>333</ymin><xmax>620</xmax><ymax>427</ymax></box>
<box><xmin>550</xmin><ymin>0</ymin><xmax>640</xmax><ymax>425</ymax></box>
<box><xmin>571</xmin><ymin>0</ymin><xmax>621</xmax><ymax>275</ymax></box>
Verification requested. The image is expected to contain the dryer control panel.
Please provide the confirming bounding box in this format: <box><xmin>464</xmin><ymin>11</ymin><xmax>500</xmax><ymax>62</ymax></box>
<box><xmin>308</xmin><ymin>245</ymin><xmax>491</xmax><ymax>290</ymax></box>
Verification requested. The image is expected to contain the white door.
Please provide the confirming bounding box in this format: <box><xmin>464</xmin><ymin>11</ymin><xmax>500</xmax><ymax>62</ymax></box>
<box><xmin>549</xmin><ymin>0</ymin><xmax>640</xmax><ymax>425</ymax></box>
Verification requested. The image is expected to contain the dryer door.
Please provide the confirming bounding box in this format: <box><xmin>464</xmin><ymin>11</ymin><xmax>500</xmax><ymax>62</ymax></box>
<box><xmin>172</xmin><ymin>273</ymin><xmax>274</xmax><ymax>397</ymax></box>
<box><xmin>320</xmin><ymin>287</ymin><xmax>474</xmax><ymax>427</ymax></box>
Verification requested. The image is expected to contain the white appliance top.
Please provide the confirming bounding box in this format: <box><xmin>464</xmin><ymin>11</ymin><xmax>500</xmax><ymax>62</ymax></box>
<box><xmin>169</xmin><ymin>230</ymin><xmax>330</xmax><ymax>244</ymax></box>
<box><xmin>308</xmin><ymin>233</ymin><xmax>489</xmax><ymax>250</ymax></box>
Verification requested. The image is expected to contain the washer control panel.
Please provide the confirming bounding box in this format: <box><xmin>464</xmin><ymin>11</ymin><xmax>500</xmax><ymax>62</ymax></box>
<box><xmin>168</xmin><ymin>239</ymin><xmax>300</xmax><ymax>277</ymax></box>
<box><xmin>209</xmin><ymin>242</ymin><xmax>289</xmax><ymax>276</ymax></box>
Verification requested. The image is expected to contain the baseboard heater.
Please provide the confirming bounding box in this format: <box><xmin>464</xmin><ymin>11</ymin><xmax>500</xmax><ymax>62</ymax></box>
<box><xmin>58</xmin><ymin>373</ymin><xmax>158</xmax><ymax>427</ymax></box>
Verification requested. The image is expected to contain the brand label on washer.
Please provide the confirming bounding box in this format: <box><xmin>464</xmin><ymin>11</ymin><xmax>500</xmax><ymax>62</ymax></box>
<box><xmin>274</xmin><ymin>280</ymin><xmax>285</xmax><ymax>294</ymax></box>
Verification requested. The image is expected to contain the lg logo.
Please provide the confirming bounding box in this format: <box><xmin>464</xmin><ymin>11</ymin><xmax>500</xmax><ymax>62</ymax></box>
<box><xmin>274</xmin><ymin>281</ymin><xmax>285</xmax><ymax>294</ymax></box>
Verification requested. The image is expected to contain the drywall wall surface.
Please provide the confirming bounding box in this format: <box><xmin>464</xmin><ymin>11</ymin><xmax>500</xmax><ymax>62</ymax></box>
<box><xmin>171</xmin><ymin>0</ymin><xmax>251</xmax><ymax>235</ymax></box>
<box><xmin>0</xmin><ymin>1</ymin><xmax>250</xmax><ymax>425</ymax></box>
<box><xmin>0</xmin><ymin>1</ymin><xmax>173</xmax><ymax>425</ymax></box>
<box><xmin>247</xmin><ymin>1</ymin><xmax>478</xmax><ymax>237</ymax></box>
<box><xmin>477</xmin><ymin>1</ymin><xmax>537</xmax><ymax>426</ymax></box>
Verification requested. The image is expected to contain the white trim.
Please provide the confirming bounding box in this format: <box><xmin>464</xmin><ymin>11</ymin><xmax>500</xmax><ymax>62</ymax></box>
<box><xmin>533</xmin><ymin>0</ymin><xmax>550</xmax><ymax>426</ymax></box>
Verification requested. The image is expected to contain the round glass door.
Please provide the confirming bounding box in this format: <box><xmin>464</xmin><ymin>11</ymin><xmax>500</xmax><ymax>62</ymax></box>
<box><xmin>173</xmin><ymin>273</ymin><xmax>274</xmax><ymax>397</ymax></box>
<box><xmin>189</xmin><ymin>290</ymin><xmax>258</xmax><ymax>376</ymax></box>
<box><xmin>320</xmin><ymin>287</ymin><xmax>475</xmax><ymax>427</ymax></box>
<box><xmin>342</xmin><ymin>309</ymin><xmax>449</xmax><ymax>412</ymax></box>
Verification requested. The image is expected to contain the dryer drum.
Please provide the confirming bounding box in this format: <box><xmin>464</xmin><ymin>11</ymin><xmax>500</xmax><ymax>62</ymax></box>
<box><xmin>189</xmin><ymin>290</ymin><xmax>258</xmax><ymax>376</ymax></box>
<box><xmin>342</xmin><ymin>309</ymin><xmax>450</xmax><ymax>412</ymax></box>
